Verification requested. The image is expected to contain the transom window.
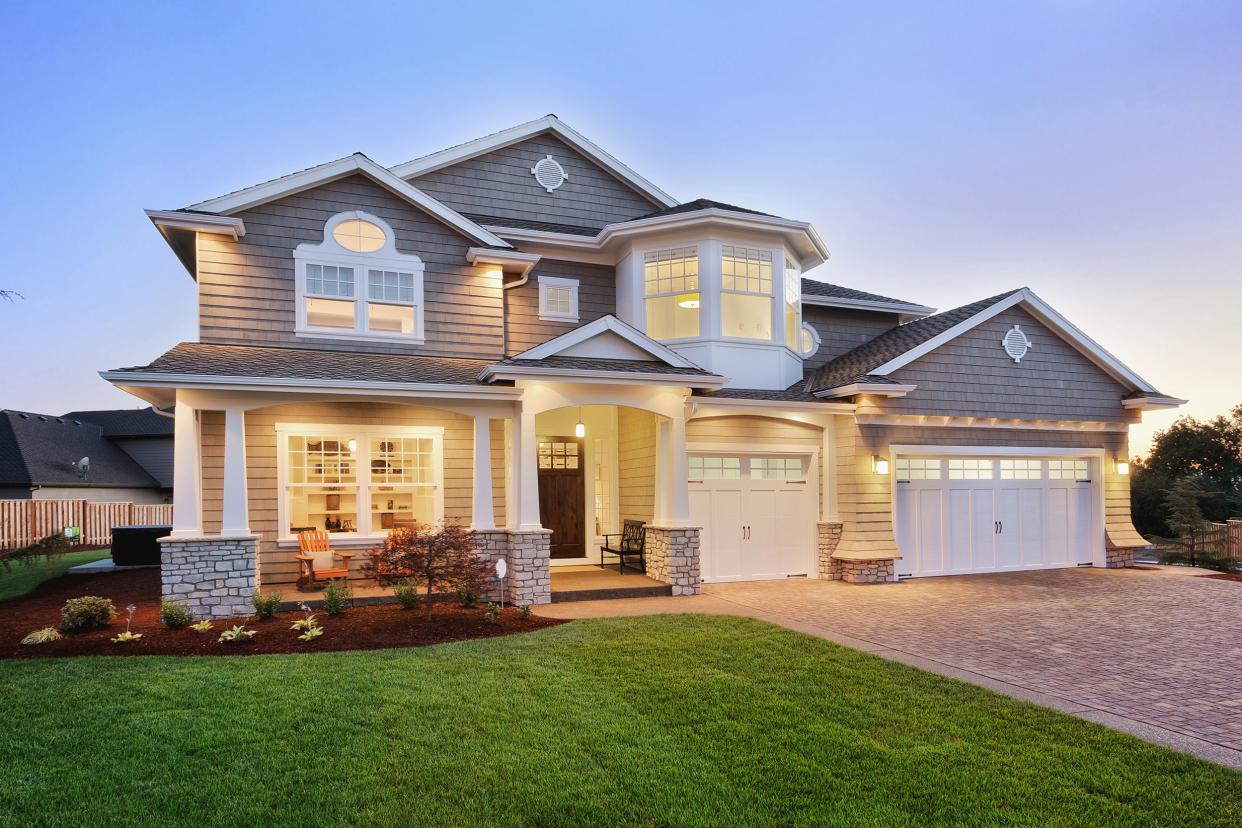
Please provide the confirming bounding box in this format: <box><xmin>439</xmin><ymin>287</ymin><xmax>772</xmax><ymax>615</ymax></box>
<box><xmin>751</xmin><ymin>456</ymin><xmax>805</xmax><ymax>481</ymax></box>
<box><xmin>895</xmin><ymin>458</ymin><xmax>941</xmax><ymax>480</ymax></box>
<box><xmin>721</xmin><ymin>245</ymin><xmax>773</xmax><ymax>340</ymax></box>
<box><xmin>688</xmin><ymin>455</ymin><xmax>741</xmax><ymax>480</ymax></box>
<box><xmin>278</xmin><ymin>425</ymin><xmax>442</xmax><ymax>539</ymax></box>
<box><xmin>1047</xmin><ymin>459</ymin><xmax>1090</xmax><ymax>481</ymax></box>
<box><xmin>538</xmin><ymin>275</ymin><xmax>580</xmax><ymax>322</ymax></box>
<box><xmin>294</xmin><ymin>211</ymin><xmax>425</xmax><ymax>343</ymax></box>
<box><xmin>948</xmin><ymin>459</ymin><xmax>994</xmax><ymax>480</ymax></box>
<box><xmin>644</xmin><ymin>246</ymin><xmax>700</xmax><ymax>340</ymax></box>
<box><xmin>999</xmin><ymin>459</ymin><xmax>1042</xmax><ymax>480</ymax></box>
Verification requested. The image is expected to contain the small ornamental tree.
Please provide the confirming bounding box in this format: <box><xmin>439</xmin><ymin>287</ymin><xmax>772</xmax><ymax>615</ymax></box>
<box><xmin>366</xmin><ymin>523</ymin><xmax>489</xmax><ymax>616</ymax></box>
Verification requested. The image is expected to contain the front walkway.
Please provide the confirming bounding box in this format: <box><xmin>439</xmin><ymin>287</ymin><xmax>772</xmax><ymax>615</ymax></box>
<box><xmin>535</xmin><ymin>566</ymin><xmax>1242</xmax><ymax>769</ymax></box>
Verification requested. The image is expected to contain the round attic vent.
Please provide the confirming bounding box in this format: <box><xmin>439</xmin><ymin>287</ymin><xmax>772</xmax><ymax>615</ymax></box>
<box><xmin>1001</xmin><ymin>325</ymin><xmax>1033</xmax><ymax>363</ymax></box>
<box><xmin>531</xmin><ymin>155</ymin><xmax>568</xmax><ymax>193</ymax></box>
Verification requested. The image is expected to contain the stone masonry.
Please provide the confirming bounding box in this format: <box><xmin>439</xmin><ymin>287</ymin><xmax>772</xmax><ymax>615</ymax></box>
<box><xmin>817</xmin><ymin>522</ymin><xmax>843</xmax><ymax>580</ymax></box>
<box><xmin>472</xmin><ymin>529</ymin><xmax>511</xmax><ymax>603</ymax></box>
<box><xmin>644</xmin><ymin>526</ymin><xmax>701</xmax><ymax>596</ymax></box>
<box><xmin>838</xmin><ymin>558</ymin><xmax>896</xmax><ymax>584</ymax></box>
<box><xmin>506</xmin><ymin>529</ymin><xmax>552</xmax><ymax>605</ymax></box>
<box><xmin>1104</xmin><ymin>543</ymin><xmax>1136</xmax><ymax>568</ymax></box>
<box><xmin>159</xmin><ymin>535</ymin><xmax>257</xmax><ymax>619</ymax></box>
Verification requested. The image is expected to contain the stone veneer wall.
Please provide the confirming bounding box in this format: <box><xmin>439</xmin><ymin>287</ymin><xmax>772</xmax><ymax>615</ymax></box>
<box><xmin>160</xmin><ymin>536</ymin><xmax>257</xmax><ymax>619</ymax></box>
<box><xmin>471</xmin><ymin>528</ymin><xmax>552</xmax><ymax>606</ymax></box>
<box><xmin>644</xmin><ymin>526</ymin><xmax>701</xmax><ymax>596</ymax></box>
<box><xmin>838</xmin><ymin>558</ymin><xmax>895</xmax><ymax>584</ymax></box>
<box><xmin>817</xmin><ymin>522</ymin><xmax>843</xmax><ymax>580</ymax></box>
<box><xmin>1103</xmin><ymin>541</ymin><xmax>1136</xmax><ymax>568</ymax></box>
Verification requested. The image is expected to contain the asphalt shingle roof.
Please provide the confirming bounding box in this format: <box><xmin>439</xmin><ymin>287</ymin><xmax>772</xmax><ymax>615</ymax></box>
<box><xmin>0</xmin><ymin>410</ymin><xmax>160</xmax><ymax>489</ymax></box>
<box><xmin>462</xmin><ymin>212</ymin><xmax>603</xmax><ymax>237</ymax></box>
<box><xmin>632</xmin><ymin>198</ymin><xmax>776</xmax><ymax>221</ymax></box>
<box><xmin>695</xmin><ymin>382</ymin><xmax>823</xmax><ymax>403</ymax></box>
<box><xmin>498</xmin><ymin>356</ymin><xmax>720</xmax><ymax>377</ymax></box>
<box><xmin>806</xmin><ymin>289</ymin><xmax>1026</xmax><ymax>394</ymax></box>
<box><xmin>62</xmin><ymin>407</ymin><xmax>174</xmax><ymax>438</ymax></box>
<box><xmin>801</xmin><ymin>278</ymin><xmax>930</xmax><ymax>310</ymax></box>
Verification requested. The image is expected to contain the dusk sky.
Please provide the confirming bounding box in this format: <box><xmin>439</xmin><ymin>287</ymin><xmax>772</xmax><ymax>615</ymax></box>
<box><xmin>2</xmin><ymin>1</ymin><xmax>1238</xmax><ymax>456</ymax></box>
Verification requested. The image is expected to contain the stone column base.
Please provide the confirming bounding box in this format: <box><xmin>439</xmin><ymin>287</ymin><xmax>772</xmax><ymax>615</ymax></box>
<box><xmin>1104</xmin><ymin>545</ymin><xmax>1136</xmax><ymax>568</ymax></box>
<box><xmin>817</xmin><ymin>522</ymin><xmax>844</xmax><ymax>580</ymax></box>
<box><xmin>507</xmin><ymin>529</ymin><xmax>552</xmax><ymax>605</ymax></box>
<box><xmin>645</xmin><ymin>526</ymin><xmax>701</xmax><ymax>596</ymax></box>
<box><xmin>160</xmin><ymin>535</ymin><xmax>257</xmax><ymax>619</ymax></box>
<box><xmin>471</xmin><ymin>530</ymin><xmax>511</xmax><ymax>603</ymax></box>
<box><xmin>836</xmin><ymin>558</ymin><xmax>896</xmax><ymax>584</ymax></box>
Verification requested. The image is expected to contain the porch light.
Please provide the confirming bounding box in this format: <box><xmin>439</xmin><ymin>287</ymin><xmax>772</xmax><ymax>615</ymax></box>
<box><xmin>575</xmin><ymin>406</ymin><xmax>585</xmax><ymax>439</ymax></box>
<box><xmin>1115</xmin><ymin>459</ymin><xmax>1130</xmax><ymax>476</ymax></box>
<box><xmin>676</xmin><ymin>293</ymin><xmax>700</xmax><ymax>309</ymax></box>
<box><xmin>872</xmin><ymin>456</ymin><xmax>890</xmax><ymax>475</ymax></box>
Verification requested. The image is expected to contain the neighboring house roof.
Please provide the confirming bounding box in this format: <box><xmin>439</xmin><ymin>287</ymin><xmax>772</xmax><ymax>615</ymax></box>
<box><xmin>0</xmin><ymin>410</ymin><xmax>161</xmax><ymax>489</ymax></box>
<box><xmin>62</xmin><ymin>407</ymin><xmax>173</xmax><ymax>438</ymax></box>
<box><xmin>633</xmin><ymin>198</ymin><xmax>775</xmax><ymax>221</ymax></box>
<box><xmin>389</xmin><ymin>114</ymin><xmax>678</xmax><ymax>208</ymax></box>
<box><xmin>800</xmin><ymin>278</ymin><xmax>936</xmax><ymax>316</ymax></box>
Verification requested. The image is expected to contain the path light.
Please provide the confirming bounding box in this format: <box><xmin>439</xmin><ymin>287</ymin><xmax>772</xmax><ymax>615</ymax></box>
<box><xmin>872</xmin><ymin>455</ymin><xmax>890</xmax><ymax>475</ymax></box>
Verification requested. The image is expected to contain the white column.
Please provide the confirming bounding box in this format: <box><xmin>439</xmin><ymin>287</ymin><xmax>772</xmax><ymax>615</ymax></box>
<box><xmin>170</xmin><ymin>397</ymin><xmax>202</xmax><ymax>537</ymax></box>
<box><xmin>516</xmin><ymin>403</ymin><xmax>542</xmax><ymax>530</ymax></box>
<box><xmin>822</xmin><ymin>415</ymin><xmax>839</xmax><ymax>522</ymax></box>
<box><xmin>220</xmin><ymin>407</ymin><xmax>250</xmax><ymax>537</ymax></box>
<box><xmin>654</xmin><ymin>416</ymin><xmax>671</xmax><ymax>524</ymax></box>
<box><xmin>668</xmin><ymin>411</ymin><xmax>690</xmax><ymax>526</ymax></box>
<box><xmin>471</xmin><ymin>414</ymin><xmax>496</xmax><ymax>531</ymax></box>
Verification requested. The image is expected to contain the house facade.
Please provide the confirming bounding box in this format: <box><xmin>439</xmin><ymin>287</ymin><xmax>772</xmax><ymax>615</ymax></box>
<box><xmin>104</xmin><ymin>115</ymin><xmax>1185</xmax><ymax>618</ymax></box>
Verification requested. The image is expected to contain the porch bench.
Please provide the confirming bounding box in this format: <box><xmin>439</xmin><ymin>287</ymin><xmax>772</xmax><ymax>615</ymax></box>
<box><xmin>600</xmin><ymin>519</ymin><xmax>647</xmax><ymax>574</ymax></box>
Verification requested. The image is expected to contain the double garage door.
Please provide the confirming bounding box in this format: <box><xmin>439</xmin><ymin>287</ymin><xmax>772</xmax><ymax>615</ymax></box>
<box><xmin>689</xmin><ymin>453</ymin><xmax>818</xmax><ymax>583</ymax></box>
<box><xmin>894</xmin><ymin>454</ymin><xmax>1097</xmax><ymax>578</ymax></box>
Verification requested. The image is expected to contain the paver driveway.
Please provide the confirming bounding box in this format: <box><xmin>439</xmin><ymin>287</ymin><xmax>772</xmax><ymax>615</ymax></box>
<box><xmin>703</xmin><ymin>568</ymin><xmax>1242</xmax><ymax>757</ymax></box>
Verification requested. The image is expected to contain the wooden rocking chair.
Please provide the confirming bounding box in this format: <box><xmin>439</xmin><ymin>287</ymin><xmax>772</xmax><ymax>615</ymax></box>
<box><xmin>296</xmin><ymin>530</ymin><xmax>353</xmax><ymax>591</ymax></box>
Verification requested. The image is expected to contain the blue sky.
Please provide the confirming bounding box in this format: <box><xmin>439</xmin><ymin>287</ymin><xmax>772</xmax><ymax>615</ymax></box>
<box><xmin>2</xmin><ymin>1</ymin><xmax>1239</xmax><ymax>455</ymax></box>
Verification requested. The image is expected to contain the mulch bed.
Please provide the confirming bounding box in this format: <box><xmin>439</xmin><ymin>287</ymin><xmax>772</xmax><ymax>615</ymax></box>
<box><xmin>1</xmin><ymin>567</ymin><xmax>565</xmax><ymax>660</ymax></box>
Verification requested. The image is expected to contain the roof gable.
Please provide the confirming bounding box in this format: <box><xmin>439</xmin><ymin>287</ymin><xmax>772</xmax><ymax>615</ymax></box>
<box><xmin>512</xmin><ymin>316</ymin><xmax>700</xmax><ymax>368</ymax></box>
<box><xmin>390</xmin><ymin>115</ymin><xmax>677</xmax><ymax>209</ymax></box>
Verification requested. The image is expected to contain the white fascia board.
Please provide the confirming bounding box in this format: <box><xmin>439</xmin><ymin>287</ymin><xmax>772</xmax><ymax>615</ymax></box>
<box><xmin>389</xmin><ymin>115</ymin><xmax>678</xmax><ymax>208</ymax></box>
<box><xmin>597</xmin><ymin>209</ymin><xmax>830</xmax><ymax>265</ymax></box>
<box><xmin>478</xmin><ymin>364</ymin><xmax>728</xmax><ymax>389</ymax></box>
<box><xmin>800</xmin><ymin>293</ymin><xmax>936</xmax><ymax>316</ymax></box>
<box><xmin>1122</xmin><ymin>396</ymin><xmax>1188</xmax><ymax>410</ymax></box>
<box><xmin>690</xmin><ymin>396</ymin><xmax>855</xmax><ymax>414</ymax></box>
<box><xmin>870</xmin><ymin>288</ymin><xmax>1159</xmax><ymax>393</ymax></box>
<box><xmin>184</xmin><ymin>154</ymin><xmax>511</xmax><ymax>249</ymax></box>
<box><xmin>99</xmin><ymin>371</ymin><xmax>522</xmax><ymax>400</ymax></box>
<box><xmin>514</xmin><ymin>315</ymin><xmax>703</xmax><ymax>369</ymax></box>
<box><xmin>891</xmin><ymin>444</ymin><xmax>1107</xmax><ymax>458</ymax></box>
<box><xmin>813</xmin><ymin>382</ymin><xmax>917</xmax><ymax>399</ymax></box>
<box><xmin>466</xmin><ymin>247</ymin><xmax>541</xmax><ymax>277</ymax></box>
<box><xmin>145</xmin><ymin>210</ymin><xmax>245</xmax><ymax>239</ymax></box>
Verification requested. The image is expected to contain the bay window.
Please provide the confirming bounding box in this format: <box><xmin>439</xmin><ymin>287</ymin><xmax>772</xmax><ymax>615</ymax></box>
<box><xmin>644</xmin><ymin>246</ymin><xmax>700</xmax><ymax>340</ymax></box>
<box><xmin>721</xmin><ymin>245</ymin><xmax>772</xmax><ymax>340</ymax></box>
<box><xmin>784</xmin><ymin>257</ymin><xmax>801</xmax><ymax>350</ymax></box>
<box><xmin>277</xmin><ymin>424</ymin><xmax>443</xmax><ymax>539</ymax></box>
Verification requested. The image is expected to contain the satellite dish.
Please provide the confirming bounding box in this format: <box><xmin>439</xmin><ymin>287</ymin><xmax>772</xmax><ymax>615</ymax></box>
<box><xmin>75</xmin><ymin>457</ymin><xmax>90</xmax><ymax>479</ymax></box>
<box><xmin>494</xmin><ymin>559</ymin><xmax>508</xmax><ymax>579</ymax></box>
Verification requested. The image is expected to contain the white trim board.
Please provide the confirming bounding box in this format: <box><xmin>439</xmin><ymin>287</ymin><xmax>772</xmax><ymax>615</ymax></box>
<box><xmin>856</xmin><ymin>413</ymin><xmax>1129</xmax><ymax>433</ymax></box>
<box><xmin>182</xmin><ymin>153</ymin><xmax>511</xmax><ymax>249</ymax></box>
<box><xmin>890</xmin><ymin>445</ymin><xmax>1107</xmax><ymax>457</ymax></box>
<box><xmin>389</xmin><ymin>115</ymin><xmax>678</xmax><ymax>208</ymax></box>
<box><xmin>145</xmin><ymin>210</ymin><xmax>245</xmax><ymax>239</ymax></box>
<box><xmin>479</xmin><ymin>364</ymin><xmax>727</xmax><ymax>389</ymax></box>
<box><xmin>512</xmin><ymin>315</ymin><xmax>703</xmax><ymax>369</ymax></box>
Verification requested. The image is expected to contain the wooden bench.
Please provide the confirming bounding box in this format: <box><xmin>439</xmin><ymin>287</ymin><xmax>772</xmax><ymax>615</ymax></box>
<box><xmin>295</xmin><ymin>530</ymin><xmax>353</xmax><ymax>591</ymax></box>
<box><xmin>600</xmin><ymin>519</ymin><xmax>647</xmax><ymax>574</ymax></box>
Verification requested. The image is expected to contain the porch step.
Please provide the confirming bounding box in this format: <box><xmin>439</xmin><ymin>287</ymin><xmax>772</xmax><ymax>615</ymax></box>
<box><xmin>550</xmin><ymin>584</ymin><xmax>673</xmax><ymax>603</ymax></box>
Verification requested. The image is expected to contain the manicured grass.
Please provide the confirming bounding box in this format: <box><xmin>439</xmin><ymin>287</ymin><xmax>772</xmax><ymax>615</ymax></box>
<box><xmin>1</xmin><ymin>616</ymin><xmax>1238</xmax><ymax>827</ymax></box>
<box><xmin>0</xmin><ymin>548</ymin><xmax>110</xmax><ymax>602</ymax></box>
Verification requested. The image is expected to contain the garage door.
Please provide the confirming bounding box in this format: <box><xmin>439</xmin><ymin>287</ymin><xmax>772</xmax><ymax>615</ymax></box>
<box><xmin>894</xmin><ymin>456</ymin><xmax>1095</xmax><ymax>578</ymax></box>
<box><xmin>689</xmin><ymin>454</ymin><xmax>818</xmax><ymax>583</ymax></box>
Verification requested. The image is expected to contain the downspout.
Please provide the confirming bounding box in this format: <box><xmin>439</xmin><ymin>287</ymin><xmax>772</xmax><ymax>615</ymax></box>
<box><xmin>500</xmin><ymin>270</ymin><xmax>533</xmax><ymax>358</ymax></box>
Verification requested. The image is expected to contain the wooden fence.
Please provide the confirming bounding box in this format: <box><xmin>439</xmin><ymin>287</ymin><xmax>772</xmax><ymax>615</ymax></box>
<box><xmin>1151</xmin><ymin>519</ymin><xmax>1242</xmax><ymax>570</ymax></box>
<box><xmin>0</xmin><ymin>499</ymin><xmax>173</xmax><ymax>550</ymax></box>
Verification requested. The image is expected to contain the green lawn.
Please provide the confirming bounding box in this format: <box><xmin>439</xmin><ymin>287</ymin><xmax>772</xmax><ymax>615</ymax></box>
<box><xmin>0</xmin><ymin>548</ymin><xmax>109</xmax><ymax>602</ymax></box>
<box><xmin>1</xmin><ymin>616</ymin><xmax>1238</xmax><ymax>827</ymax></box>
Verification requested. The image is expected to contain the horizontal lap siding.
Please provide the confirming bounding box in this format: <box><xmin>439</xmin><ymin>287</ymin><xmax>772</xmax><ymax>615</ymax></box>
<box><xmin>197</xmin><ymin>174</ymin><xmax>503</xmax><ymax>359</ymax></box>
<box><xmin>410</xmin><ymin>134</ymin><xmax>659</xmax><ymax>228</ymax></box>
<box><xmin>505</xmin><ymin>259</ymin><xmax>617</xmax><ymax>355</ymax></box>
<box><xmin>883</xmin><ymin>307</ymin><xmax>1134</xmax><ymax>422</ymax></box>
<box><xmin>617</xmin><ymin>408</ymin><xmax>656</xmax><ymax>524</ymax></box>
<box><xmin>803</xmin><ymin>307</ymin><xmax>901</xmax><ymax>370</ymax></box>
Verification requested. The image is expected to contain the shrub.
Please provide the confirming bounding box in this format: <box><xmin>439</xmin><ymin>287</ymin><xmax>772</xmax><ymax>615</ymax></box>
<box><xmin>160</xmin><ymin>600</ymin><xmax>193</xmax><ymax>630</ymax></box>
<box><xmin>483</xmin><ymin>602</ymin><xmax>500</xmax><ymax>624</ymax></box>
<box><xmin>251</xmin><ymin>590</ymin><xmax>282</xmax><ymax>620</ymax></box>
<box><xmin>218</xmin><ymin>625</ymin><xmax>256</xmax><ymax>643</ymax></box>
<box><xmin>393</xmin><ymin>579</ymin><xmax>420</xmax><ymax>610</ymax></box>
<box><xmin>60</xmin><ymin>596</ymin><xmax>117</xmax><ymax>633</ymax></box>
<box><xmin>321</xmin><ymin>579</ymin><xmax>352</xmax><ymax>616</ymax></box>
<box><xmin>518</xmin><ymin>604</ymin><xmax>532</xmax><ymax>621</ymax></box>
<box><xmin>456</xmin><ymin>583</ymin><xmax>480</xmax><ymax>608</ymax></box>
<box><xmin>20</xmin><ymin>627</ymin><xmax>62</xmax><ymax>645</ymax></box>
<box><xmin>365</xmin><ymin>522</ymin><xmax>489</xmax><ymax>617</ymax></box>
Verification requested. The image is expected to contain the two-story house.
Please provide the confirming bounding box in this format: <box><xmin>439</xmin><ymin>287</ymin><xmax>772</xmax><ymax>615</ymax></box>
<box><xmin>104</xmin><ymin>115</ymin><xmax>1184</xmax><ymax>618</ymax></box>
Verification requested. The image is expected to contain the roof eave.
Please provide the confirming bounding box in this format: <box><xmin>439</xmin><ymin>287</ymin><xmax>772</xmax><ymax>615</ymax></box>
<box><xmin>800</xmin><ymin>294</ymin><xmax>937</xmax><ymax>316</ymax></box>
<box><xmin>1121</xmin><ymin>396</ymin><xmax>1188</xmax><ymax>411</ymax></box>
<box><xmin>100</xmin><ymin>371</ymin><xmax>522</xmax><ymax>401</ymax></box>
<box><xmin>812</xmin><ymin>382</ymin><xmax>917</xmax><ymax>399</ymax></box>
<box><xmin>478</xmin><ymin>364</ymin><xmax>728</xmax><ymax>389</ymax></box>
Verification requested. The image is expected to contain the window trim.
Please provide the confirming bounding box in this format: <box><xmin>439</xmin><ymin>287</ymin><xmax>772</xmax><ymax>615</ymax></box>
<box><xmin>642</xmin><ymin>244</ymin><xmax>702</xmax><ymax>341</ymax></box>
<box><xmin>720</xmin><ymin>244</ymin><xmax>775</xmax><ymax>341</ymax></box>
<box><xmin>800</xmin><ymin>321</ymin><xmax>821</xmax><ymax>358</ymax></box>
<box><xmin>537</xmin><ymin>275</ymin><xmax>580</xmax><ymax>322</ymax></box>
<box><xmin>293</xmin><ymin>211</ymin><xmax>426</xmax><ymax>344</ymax></box>
<box><xmin>275</xmin><ymin>422</ymin><xmax>444</xmax><ymax>542</ymax></box>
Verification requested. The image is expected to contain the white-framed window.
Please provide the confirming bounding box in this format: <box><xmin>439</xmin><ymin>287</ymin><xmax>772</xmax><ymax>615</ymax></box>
<box><xmin>895</xmin><ymin>458</ymin><xmax>941</xmax><ymax>481</ymax></box>
<box><xmin>538</xmin><ymin>275</ymin><xmax>579</xmax><ymax>322</ymax></box>
<box><xmin>784</xmin><ymin>257</ymin><xmax>801</xmax><ymax>350</ymax></box>
<box><xmin>948</xmin><ymin>459</ymin><xmax>994</xmax><ymax>480</ymax></box>
<box><xmin>1047</xmin><ymin>459</ymin><xmax>1090</xmax><ymax>481</ymax></box>
<box><xmin>688</xmin><ymin>455</ymin><xmax>741</xmax><ymax>480</ymax></box>
<box><xmin>276</xmin><ymin>423</ymin><xmax>443</xmax><ymax>540</ymax></box>
<box><xmin>294</xmin><ymin>211</ymin><xmax>425</xmax><ymax>344</ymax></box>
<box><xmin>800</xmin><ymin>322</ymin><xmax>821</xmax><ymax>358</ymax></box>
<box><xmin>999</xmin><ymin>459</ymin><xmax>1042</xmax><ymax>480</ymax></box>
<box><xmin>721</xmin><ymin>245</ymin><xmax>773</xmax><ymax>340</ymax></box>
<box><xmin>643</xmin><ymin>246</ymin><xmax>700</xmax><ymax>340</ymax></box>
<box><xmin>751</xmin><ymin>456</ymin><xmax>806</xmax><ymax>481</ymax></box>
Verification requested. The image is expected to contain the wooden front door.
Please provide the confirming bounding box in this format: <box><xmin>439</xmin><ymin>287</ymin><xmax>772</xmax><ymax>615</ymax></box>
<box><xmin>537</xmin><ymin>436</ymin><xmax>585</xmax><ymax>559</ymax></box>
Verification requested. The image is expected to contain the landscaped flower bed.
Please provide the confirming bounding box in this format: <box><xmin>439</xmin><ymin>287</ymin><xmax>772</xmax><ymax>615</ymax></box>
<box><xmin>1</xmin><ymin>567</ymin><xmax>564</xmax><ymax>660</ymax></box>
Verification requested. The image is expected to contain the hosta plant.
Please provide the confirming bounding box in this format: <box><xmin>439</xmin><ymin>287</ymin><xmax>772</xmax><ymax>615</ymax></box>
<box><xmin>20</xmin><ymin>627</ymin><xmax>62</xmax><ymax>645</ymax></box>
<box><xmin>218</xmin><ymin>625</ymin><xmax>256</xmax><ymax>644</ymax></box>
<box><xmin>291</xmin><ymin>603</ymin><xmax>324</xmax><ymax>642</ymax></box>
<box><xmin>190</xmin><ymin>620</ymin><xmax>214</xmax><ymax>633</ymax></box>
<box><xmin>111</xmin><ymin>604</ymin><xmax>142</xmax><ymax>644</ymax></box>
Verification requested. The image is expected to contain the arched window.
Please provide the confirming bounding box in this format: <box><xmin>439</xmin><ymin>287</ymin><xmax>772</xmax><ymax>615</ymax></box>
<box><xmin>800</xmin><ymin>322</ymin><xmax>821</xmax><ymax>358</ymax></box>
<box><xmin>293</xmin><ymin>211</ymin><xmax>425</xmax><ymax>343</ymax></box>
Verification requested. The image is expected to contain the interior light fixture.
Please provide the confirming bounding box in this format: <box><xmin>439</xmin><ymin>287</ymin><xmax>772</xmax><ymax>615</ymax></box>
<box><xmin>676</xmin><ymin>293</ymin><xmax>700</xmax><ymax>309</ymax></box>
<box><xmin>347</xmin><ymin>439</ymin><xmax>357</xmax><ymax>453</ymax></box>
<box><xmin>575</xmin><ymin>406</ymin><xmax>586</xmax><ymax>439</ymax></box>
<box><xmin>872</xmin><ymin>455</ymin><xmax>890</xmax><ymax>475</ymax></box>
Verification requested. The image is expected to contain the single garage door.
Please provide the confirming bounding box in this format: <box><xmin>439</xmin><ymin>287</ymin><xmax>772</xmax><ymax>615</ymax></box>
<box><xmin>689</xmin><ymin>453</ymin><xmax>818</xmax><ymax>583</ymax></box>
<box><xmin>894</xmin><ymin>455</ymin><xmax>1096</xmax><ymax>578</ymax></box>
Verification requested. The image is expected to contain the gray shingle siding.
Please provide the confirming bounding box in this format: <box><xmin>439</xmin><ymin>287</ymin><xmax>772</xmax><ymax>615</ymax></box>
<box><xmin>504</xmin><ymin>259</ymin><xmax>617</xmax><ymax>356</ymax></box>
<box><xmin>409</xmin><ymin>134</ymin><xmax>660</xmax><ymax>228</ymax></box>
<box><xmin>197</xmin><ymin>174</ymin><xmax>504</xmax><ymax>359</ymax></box>
<box><xmin>880</xmin><ymin>307</ymin><xmax>1134</xmax><ymax>422</ymax></box>
<box><xmin>802</xmin><ymin>306</ymin><xmax>901</xmax><ymax>371</ymax></box>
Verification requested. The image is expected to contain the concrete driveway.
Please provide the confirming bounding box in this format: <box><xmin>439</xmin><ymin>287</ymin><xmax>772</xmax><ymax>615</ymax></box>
<box><xmin>538</xmin><ymin>567</ymin><xmax>1242</xmax><ymax>768</ymax></box>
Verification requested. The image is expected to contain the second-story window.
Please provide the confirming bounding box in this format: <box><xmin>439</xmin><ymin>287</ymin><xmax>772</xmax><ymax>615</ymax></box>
<box><xmin>538</xmin><ymin>275</ymin><xmax>580</xmax><ymax>322</ymax></box>
<box><xmin>294</xmin><ymin>211</ymin><xmax>425</xmax><ymax>343</ymax></box>
<box><xmin>644</xmin><ymin>246</ymin><xmax>700</xmax><ymax>340</ymax></box>
<box><xmin>721</xmin><ymin>245</ymin><xmax>772</xmax><ymax>340</ymax></box>
<box><xmin>784</xmin><ymin>257</ymin><xmax>801</xmax><ymax>350</ymax></box>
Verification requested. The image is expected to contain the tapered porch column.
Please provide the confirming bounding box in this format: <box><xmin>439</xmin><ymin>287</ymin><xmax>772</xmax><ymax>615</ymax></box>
<box><xmin>517</xmin><ymin>403</ymin><xmax>542</xmax><ymax>530</ymax></box>
<box><xmin>471</xmin><ymin>414</ymin><xmax>496</xmax><ymax>531</ymax></box>
<box><xmin>170</xmin><ymin>397</ymin><xmax>202</xmax><ymax>537</ymax></box>
<box><xmin>220</xmin><ymin>406</ymin><xmax>250</xmax><ymax>537</ymax></box>
<box><xmin>654</xmin><ymin>412</ymin><xmax>691</xmax><ymax>527</ymax></box>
